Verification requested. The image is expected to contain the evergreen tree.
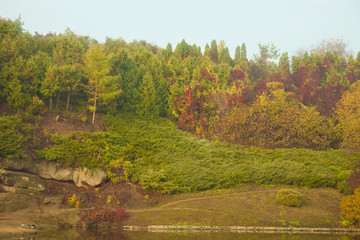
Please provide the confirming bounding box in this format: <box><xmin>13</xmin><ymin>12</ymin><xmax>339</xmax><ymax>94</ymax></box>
<box><xmin>235</xmin><ymin>45</ymin><xmax>241</xmax><ymax>60</ymax></box>
<box><xmin>291</xmin><ymin>55</ymin><xmax>300</xmax><ymax>75</ymax></box>
<box><xmin>279</xmin><ymin>52</ymin><xmax>290</xmax><ymax>73</ymax></box>
<box><xmin>204</xmin><ymin>43</ymin><xmax>210</xmax><ymax>57</ymax></box>
<box><xmin>240</xmin><ymin>43</ymin><xmax>247</xmax><ymax>61</ymax></box>
<box><xmin>165</xmin><ymin>42</ymin><xmax>172</xmax><ymax>60</ymax></box>
<box><xmin>137</xmin><ymin>71</ymin><xmax>158</xmax><ymax>117</ymax></box>
<box><xmin>219</xmin><ymin>47</ymin><xmax>232</xmax><ymax>65</ymax></box>
<box><xmin>210</xmin><ymin>40</ymin><xmax>218</xmax><ymax>63</ymax></box>
<box><xmin>84</xmin><ymin>43</ymin><xmax>121</xmax><ymax>124</ymax></box>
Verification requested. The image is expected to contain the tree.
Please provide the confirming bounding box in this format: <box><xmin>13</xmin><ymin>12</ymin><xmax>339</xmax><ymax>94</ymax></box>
<box><xmin>217</xmin><ymin>40</ymin><xmax>226</xmax><ymax>59</ymax></box>
<box><xmin>336</xmin><ymin>81</ymin><xmax>360</xmax><ymax>151</ymax></box>
<box><xmin>240</xmin><ymin>43</ymin><xmax>247</xmax><ymax>61</ymax></box>
<box><xmin>137</xmin><ymin>71</ymin><xmax>158</xmax><ymax>117</ymax></box>
<box><xmin>255</xmin><ymin>43</ymin><xmax>279</xmax><ymax>64</ymax></box>
<box><xmin>221</xmin><ymin>84</ymin><xmax>333</xmax><ymax>149</ymax></box>
<box><xmin>42</xmin><ymin>65</ymin><xmax>60</xmax><ymax>111</ymax></box>
<box><xmin>279</xmin><ymin>52</ymin><xmax>290</xmax><ymax>73</ymax></box>
<box><xmin>311</xmin><ymin>37</ymin><xmax>351</xmax><ymax>58</ymax></box>
<box><xmin>61</xmin><ymin>29</ymin><xmax>87</xmax><ymax>111</ymax></box>
<box><xmin>219</xmin><ymin>47</ymin><xmax>232</xmax><ymax>65</ymax></box>
<box><xmin>210</xmin><ymin>40</ymin><xmax>218</xmax><ymax>63</ymax></box>
<box><xmin>84</xmin><ymin>43</ymin><xmax>121</xmax><ymax>125</ymax></box>
<box><xmin>204</xmin><ymin>43</ymin><xmax>210</xmax><ymax>58</ymax></box>
<box><xmin>235</xmin><ymin>45</ymin><xmax>241</xmax><ymax>60</ymax></box>
<box><xmin>164</xmin><ymin>42</ymin><xmax>172</xmax><ymax>60</ymax></box>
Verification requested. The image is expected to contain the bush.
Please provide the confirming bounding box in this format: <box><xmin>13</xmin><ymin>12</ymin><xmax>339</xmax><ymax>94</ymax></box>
<box><xmin>79</xmin><ymin>204</ymin><xmax>128</xmax><ymax>229</ymax></box>
<box><xmin>0</xmin><ymin>116</ymin><xmax>25</xmax><ymax>158</ymax></box>
<box><xmin>276</xmin><ymin>189</ymin><xmax>303</xmax><ymax>207</ymax></box>
<box><xmin>341</xmin><ymin>187</ymin><xmax>360</xmax><ymax>225</ymax></box>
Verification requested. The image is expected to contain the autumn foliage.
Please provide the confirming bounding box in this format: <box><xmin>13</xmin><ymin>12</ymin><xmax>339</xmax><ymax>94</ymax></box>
<box><xmin>1</xmin><ymin>17</ymin><xmax>360</xmax><ymax>151</ymax></box>
<box><xmin>341</xmin><ymin>187</ymin><xmax>360</xmax><ymax>225</ymax></box>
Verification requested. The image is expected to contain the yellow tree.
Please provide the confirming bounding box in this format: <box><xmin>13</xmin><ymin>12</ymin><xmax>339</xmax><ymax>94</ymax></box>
<box><xmin>336</xmin><ymin>81</ymin><xmax>360</xmax><ymax>150</ymax></box>
<box><xmin>84</xmin><ymin>43</ymin><xmax>121</xmax><ymax>125</ymax></box>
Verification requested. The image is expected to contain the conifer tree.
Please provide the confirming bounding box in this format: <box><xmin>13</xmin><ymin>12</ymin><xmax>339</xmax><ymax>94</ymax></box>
<box><xmin>137</xmin><ymin>71</ymin><xmax>158</xmax><ymax>117</ymax></box>
<box><xmin>240</xmin><ymin>43</ymin><xmax>247</xmax><ymax>61</ymax></box>
<box><xmin>279</xmin><ymin>52</ymin><xmax>290</xmax><ymax>73</ymax></box>
<box><xmin>210</xmin><ymin>40</ymin><xmax>218</xmax><ymax>63</ymax></box>
<box><xmin>84</xmin><ymin>43</ymin><xmax>121</xmax><ymax>124</ymax></box>
<box><xmin>235</xmin><ymin>45</ymin><xmax>241</xmax><ymax>60</ymax></box>
<box><xmin>204</xmin><ymin>43</ymin><xmax>210</xmax><ymax>57</ymax></box>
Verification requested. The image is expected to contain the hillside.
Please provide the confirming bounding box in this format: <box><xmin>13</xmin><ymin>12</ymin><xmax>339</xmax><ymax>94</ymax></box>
<box><xmin>33</xmin><ymin>112</ymin><xmax>360</xmax><ymax>194</ymax></box>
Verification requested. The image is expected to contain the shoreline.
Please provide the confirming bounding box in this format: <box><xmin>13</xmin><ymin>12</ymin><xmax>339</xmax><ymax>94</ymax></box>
<box><xmin>122</xmin><ymin>225</ymin><xmax>360</xmax><ymax>235</ymax></box>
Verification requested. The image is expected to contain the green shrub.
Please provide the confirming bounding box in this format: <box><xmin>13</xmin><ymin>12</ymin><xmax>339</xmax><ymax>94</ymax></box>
<box><xmin>0</xmin><ymin>116</ymin><xmax>25</xmax><ymax>158</ymax></box>
<box><xmin>276</xmin><ymin>189</ymin><xmax>303</xmax><ymax>207</ymax></box>
<box><xmin>103</xmin><ymin>113</ymin><xmax>360</xmax><ymax>193</ymax></box>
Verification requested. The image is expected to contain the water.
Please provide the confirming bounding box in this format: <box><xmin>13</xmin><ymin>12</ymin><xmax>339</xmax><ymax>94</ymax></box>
<box><xmin>13</xmin><ymin>230</ymin><xmax>360</xmax><ymax>240</ymax></box>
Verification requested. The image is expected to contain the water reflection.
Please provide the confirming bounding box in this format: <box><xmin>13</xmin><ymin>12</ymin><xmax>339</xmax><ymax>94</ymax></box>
<box><xmin>15</xmin><ymin>230</ymin><xmax>360</xmax><ymax>240</ymax></box>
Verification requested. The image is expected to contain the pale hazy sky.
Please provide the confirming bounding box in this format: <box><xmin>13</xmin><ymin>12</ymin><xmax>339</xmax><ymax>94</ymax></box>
<box><xmin>1</xmin><ymin>0</ymin><xmax>359</xmax><ymax>58</ymax></box>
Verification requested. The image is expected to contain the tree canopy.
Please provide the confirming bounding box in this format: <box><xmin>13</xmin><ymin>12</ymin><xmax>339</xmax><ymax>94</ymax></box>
<box><xmin>1</xmin><ymin>17</ymin><xmax>360</xmax><ymax>150</ymax></box>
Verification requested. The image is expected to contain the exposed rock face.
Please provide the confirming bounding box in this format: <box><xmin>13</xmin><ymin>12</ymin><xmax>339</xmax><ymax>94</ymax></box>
<box><xmin>36</xmin><ymin>160</ymin><xmax>107</xmax><ymax>187</ymax></box>
<box><xmin>0</xmin><ymin>154</ymin><xmax>37</xmax><ymax>174</ymax></box>
<box><xmin>0</xmin><ymin>155</ymin><xmax>107</xmax><ymax>190</ymax></box>
<box><xmin>0</xmin><ymin>169</ymin><xmax>45</xmax><ymax>194</ymax></box>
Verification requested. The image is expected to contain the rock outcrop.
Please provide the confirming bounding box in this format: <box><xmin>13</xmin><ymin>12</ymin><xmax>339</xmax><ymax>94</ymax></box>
<box><xmin>0</xmin><ymin>169</ymin><xmax>45</xmax><ymax>194</ymax></box>
<box><xmin>0</xmin><ymin>155</ymin><xmax>37</xmax><ymax>174</ymax></box>
<box><xmin>0</xmin><ymin>154</ymin><xmax>108</xmax><ymax>191</ymax></box>
<box><xmin>36</xmin><ymin>160</ymin><xmax>107</xmax><ymax>187</ymax></box>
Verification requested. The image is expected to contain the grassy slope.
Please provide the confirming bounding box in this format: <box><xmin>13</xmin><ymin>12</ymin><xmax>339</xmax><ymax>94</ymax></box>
<box><xmin>105</xmin><ymin>113</ymin><xmax>360</xmax><ymax>193</ymax></box>
<box><xmin>126</xmin><ymin>185</ymin><xmax>344</xmax><ymax>228</ymax></box>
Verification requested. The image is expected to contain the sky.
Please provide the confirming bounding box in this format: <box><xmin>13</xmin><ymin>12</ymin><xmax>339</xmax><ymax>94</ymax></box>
<box><xmin>1</xmin><ymin>0</ymin><xmax>359</xmax><ymax>59</ymax></box>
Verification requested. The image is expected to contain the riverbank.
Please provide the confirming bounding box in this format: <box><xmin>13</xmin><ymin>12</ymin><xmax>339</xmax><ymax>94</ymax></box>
<box><xmin>0</xmin><ymin>184</ymin><xmax>356</xmax><ymax>239</ymax></box>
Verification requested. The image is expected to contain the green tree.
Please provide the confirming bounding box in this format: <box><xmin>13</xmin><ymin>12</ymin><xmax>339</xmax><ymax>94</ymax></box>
<box><xmin>204</xmin><ymin>43</ymin><xmax>210</xmax><ymax>58</ymax></box>
<box><xmin>84</xmin><ymin>43</ymin><xmax>121</xmax><ymax>124</ymax></box>
<box><xmin>235</xmin><ymin>45</ymin><xmax>241</xmax><ymax>60</ymax></box>
<box><xmin>137</xmin><ymin>71</ymin><xmax>158</xmax><ymax>117</ymax></box>
<box><xmin>279</xmin><ymin>52</ymin><xmax>290</xmax><ymax>73</ymax></box>
<box><xmin>255</xmin><ymin>43</ymin><xmax>279</xmax><ymax>64</ymax></box>
<box><xmin>164</xmin><ymin>42</ymin><xmax>172</xmax><ymax>60</ymax></box>
<box><xmin>240</xmin><ymin>43</ymin><xmax>247</xmax><ymax>61</ymax></box>
<box><xmin>219</xmin><ymin>47</ymin><xmax>232</xmax><ymax>65</ymax></box>
<box><xmin>210</xmin><ymin>40</ymin><xmax>218</xmax><ymax>63</ymax></box>
<box><xmin>61</xmin><ymin>29</ymin><xmax>87</xmax><ymax>111</ymax></box>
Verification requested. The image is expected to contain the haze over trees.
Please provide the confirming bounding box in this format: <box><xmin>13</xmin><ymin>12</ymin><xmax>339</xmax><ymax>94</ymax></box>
<box><xmin>1</xmin><ymin>17</ymin><xmax>360</xmax><ymax>151</ymax></box>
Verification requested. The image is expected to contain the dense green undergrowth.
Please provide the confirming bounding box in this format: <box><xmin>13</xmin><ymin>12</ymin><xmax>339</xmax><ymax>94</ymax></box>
<box><xmin>37</xmin><ymin>113</ymin><xmax>360</xmax><ymax>194</ymax></box>
<box><xmin>0</xmin><ymin>116</ymin><xmax>27</xmax><ymax>159</ymax></box>
<box><xmin>107</xmin><ymin>114</ymin><xmax>360</xmax><ymax>193</ymax></box>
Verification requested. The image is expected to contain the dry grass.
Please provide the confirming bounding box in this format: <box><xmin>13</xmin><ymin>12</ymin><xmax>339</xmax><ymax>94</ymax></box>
<box><xmin>125</xmin><ymin>185</ymin><xmax>343</xmax><ymax>228</ymax></box>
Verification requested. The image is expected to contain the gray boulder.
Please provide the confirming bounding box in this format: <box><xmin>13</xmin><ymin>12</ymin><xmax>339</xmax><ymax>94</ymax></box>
<box><xmin>73</xmin><ymin>167</ymin><xmax>107</xmax><ymax>187</ymax></box>
<box><xmin>37</xmin><ymin>160</ymin><xmax>73</xmax><ymax>181</ymax></box>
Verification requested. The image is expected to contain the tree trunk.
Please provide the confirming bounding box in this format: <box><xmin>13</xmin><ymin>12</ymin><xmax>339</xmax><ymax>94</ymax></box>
<box><xmin>49</xmin><ymin>97</ymin><xmax>52</xmax><ymax>112</ymax></box>
<box><xmin>92</xmin><ymin>86</ymin><xmax>97</xmax><ymax>125</ymax></box>
<box><xmin>66</xmin><ymin>92</ymin><xmax>70</xmax><ymax>111</ymax></box>
<box><xmin>56</xmin><ymin>93</ymin><xmax>61</xmax><ymax>110</ymax></box>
